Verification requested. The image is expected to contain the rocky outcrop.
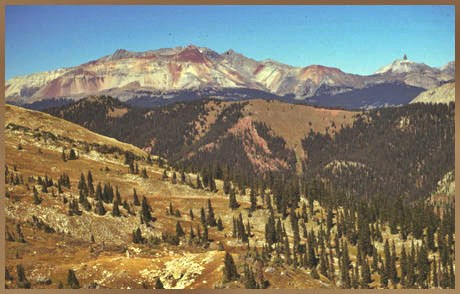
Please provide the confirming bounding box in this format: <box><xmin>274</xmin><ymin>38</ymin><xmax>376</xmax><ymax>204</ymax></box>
<box><xmin>410</xmin><ymin>82</ymin><xmax>455</xmax><ymax>104</ymax></box>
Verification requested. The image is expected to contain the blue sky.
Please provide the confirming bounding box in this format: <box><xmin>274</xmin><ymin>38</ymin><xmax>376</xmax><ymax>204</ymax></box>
<box><xmin>6</xmin><ymin>5</ymin><xmax>455</xmax><ymax>80</ymax></box>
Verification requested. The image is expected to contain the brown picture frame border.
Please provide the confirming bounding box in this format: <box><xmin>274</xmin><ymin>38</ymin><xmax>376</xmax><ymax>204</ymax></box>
<box><xmin>0</xmin><ymin>1</ymin><xmax>458</xmax><ymax>293</ymax></box>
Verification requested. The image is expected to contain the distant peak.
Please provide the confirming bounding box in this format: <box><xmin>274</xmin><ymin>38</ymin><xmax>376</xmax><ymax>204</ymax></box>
<box><xmin>176</xmin><ymin>45</ymin><xmax>208</xmax><ymax>63</ymax></box>
<box><xmin>374</xmin><ymin>56</ymin><xmax>428</xmax><ymax>74</ymax></box>
<box><xmin>304</xmin><ymin>64</ymin><xmax>341</xmax><ymax>71</ymax></box>
<box><xmin>114</xmin><ymin>48</ymin><xmax>128</xmax><ymax>54</ymax></box>
<box><xmin>109</xmin><ymin>48</ymin><xmax>134</xmax><ymax>60</ymax></box>
<box><xmin>440</xmin><ymin>61</ymin><xmax>455</xmax><ymax>71</ymax></box>
<box><xmin>184</xmin><ymin>44</ymin><xmax>199</xmax><ymax>50</ymax></box>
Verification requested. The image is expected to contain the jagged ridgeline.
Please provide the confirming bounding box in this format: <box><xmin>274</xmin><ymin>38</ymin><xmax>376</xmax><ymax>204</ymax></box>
<box><xmin>302</xmin><ymin>102</ymin><xmax>455</xmax><ymax>202</ymax></box>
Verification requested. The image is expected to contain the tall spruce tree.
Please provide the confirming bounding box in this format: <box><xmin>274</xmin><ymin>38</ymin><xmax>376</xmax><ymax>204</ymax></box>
<box><xmin>207</xmin><ymin>199</ymin><xmax>217</xmax><ymax>227</ymax></box>
<box><xmin>16</xmin><ymin>264</ymin><xmax>31</xmax><ymax>289</ymax></box>
<box><xmin>67</xmin><ymin>269</ymin><xmax>80</xmax><ymax>289</ymax></box>
<box><xmin>133</xmin><ymin>188</ymin><xmax>140</xmax><ymax>206</ymax></box>
<box><xmin>229</xmin><ymin>188</ymin><xmax>239</xmax><ymax>210</ymax></box>
<box><xmin>176</xmin><ymin>221</ymin><xmax>185</xmax><ymax>238</ymax></box>
<box><xmin>141</xmin><ymin>197</ymin><xmax>153</xmax><ymax>223</ymax></box>
<box><xmin>222</xmin><ymin>252</ymin><xmax>239</xmax><ymax>283</ymax></box>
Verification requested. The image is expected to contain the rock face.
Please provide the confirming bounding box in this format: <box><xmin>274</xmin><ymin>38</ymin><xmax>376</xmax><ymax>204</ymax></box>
<box><xmin>410</xmin><ymin>82</ymin><xmax>455</xmax><ymax>104</ymax></box>
<box><xmin>6</xmin><ymin>47</ymin><xmax>454</xmax><ymax>105</ymax></box>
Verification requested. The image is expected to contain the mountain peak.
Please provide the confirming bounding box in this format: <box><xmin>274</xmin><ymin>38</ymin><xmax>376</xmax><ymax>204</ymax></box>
<box><xmin>374</xmin><ymin>56</ymin><xmax>430</xmax><ymax>74</ymax></box>
<box><xmin>303</xmin><ymin>64</ymin><xmax>342</xmax><ymax>72</ymax></box>
<box><xmin>176</xmin><ymin>45</ymin><xmax>208</xmax><ymax>63</ymax></box>
<box><xmin>108</xmin><ymin>48</ymin><xmax>135</xmax><ymax>61</ymax></box>
<box><xmin>184</xmin><ymin>44</ymin><xmax>199</xmax><ymax>50</ymax></box>
<box><xmin>440</xmin><ymin>61</ymin><xmax>455</xmax><ymax>72</ymax></box>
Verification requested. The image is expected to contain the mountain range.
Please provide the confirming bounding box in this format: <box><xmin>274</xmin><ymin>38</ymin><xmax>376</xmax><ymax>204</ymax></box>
<box><xmin>6</xmin><ymin>45</ymin><xmax>455</xmax><ymax>109</ymax></box>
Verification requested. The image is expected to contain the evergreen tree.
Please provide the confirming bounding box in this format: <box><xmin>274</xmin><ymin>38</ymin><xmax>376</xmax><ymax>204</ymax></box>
<box><xmin>406</xmin><ymin>244</ymin><xmax>415</xmax><ymax>288</ymax></box>
<box><xmin>448</xmin><ymin>257</ymin><xmax>455</xmax><ymax>288</ymax></box>
<box><xmin>351</xmin><ymin>264</ymin><xmax>359</xmax><ymax>289</ymax></box>
<box><xmin>384</xmin><ymin>239</ymin><xmax>396</xmax><ymax>286</ymax></box>
<box><xmin>112</xmin><ymin>200</ymin><xmax>121</xmax><ymax>217</ymax></box>
<box><xmin>380</xmin><ymin>263</ymin><xmax>388</xmax><ymax>288</ymax></box>
<box><xmin>141</xmin><ymin>168</ymin><xmax>148</xmax><ymax>178</ymax></box>
<box><xmin>189</xmin><ymin>224</ymin><xmax>195</xmax><ymax>243</ymax></box>
<box><xmin>289</xmin><ymin>206</ymin><xmax>300</xmax><ymax>248</ymax></box>
<box><xmin>217</xmin><ymin>217</ymin><xmax>224</xmax><ymax>231</ymax></box>
<box><xmin>229</xmin><ymin>188</ymin><xmax>239</xmax><ymax>210</ymax></box>
<box><xmin>244</xmin><ymin>264</ymin><xmax>257</xmax><ymax>289</ymax></box>
<box><xmin>283</xmin><ymin>235</ymin><xmax>292</xmax><ymax>265</ymax></box>
<box><xmin>310</xmin><ymin>267</ymin><xmax>320</xmax><ymax>280</ymax></box>
<box><xmin>357</xmin><ymin>210</ymin><xmax>372</xmax><ymax>257</ymax></box>
<box><xmin>202</xmin><ymin>224</ymin><xmax>209</xmax><ymax>244</ymax></box>
<box><xmin>196</xmin><ymin>174</ymin><xmax>203</xmax><ymax>189</ymax></box>
<box><xmin>67</xmin><ymin>269</ymin><xmax>80</xmax><ymax>289</ymax></box>
<box><xmin>209</xmin><ymin>175</ymin><xmax>217</xmax><ymax>192</ymax></box>
<box><xmin>319</xmin><ymin>249</ymin><xmax>328</xmax><ymax>277</ymax></box>
<box><xmin>222</xmin><ymin>252</ymin><xmax>239</xmax><ymax>283</ymax></box>
<box><xmin>78</xmin><ymin>173</ymin><xmax>87</xmax><ymax>192</ymax></box>
<box><xmin>94</xmin><ymin>200</ymin><xmax>106</xmax><ymax>216</ymax></box>
<box><xmin>115</xmin><ymin>186</ymin><xmax>121</xmax><ymax>204</ymax></box>
<box><xmin>189</xmin><ymin>208</ymin><xmax>194</xmax><ymax>220</ymax></box>
<box><xmin>326</xmin><ymin>206</ymin><xmax>333</xmax><ymax>232</ymax></box>
<box><xmin>87</xmin><ymin>170</ymin><xmax>94</xmax><ymax>195</ymax></box>
<box><xmin>196</xmin><ymin>225</ymin><xmax>202</xmax><ymax>241</ymax></box>
<box><xmin>141</xmin><ymin>197</ymin><xmax>153</xmax><ymax>223</ymax></box>
<box><xmin>360</xmin><ymin>259</ymin><xmax>372</xmax><ymax>288</ymax></box>
<box><xmin>340</xmin><ymin>241</ymin><xmax>351</xmax><ymax>288</ymax></box>
<box><xmin>133</xmin><ymin>188</ymin><xmax>140</xmax><ymax>206</ymax></box>
<box><xmin>176</xmin><ymin>221</ymin><xmax>185</xmax><ymax>238</ymax></box>
<box><xmin>207</xmin><ymin>199</ymin><xmax>217</xmax><ymax>227</ymax></box>
<box><xmin>168</xmin><ymin>202</ymin><xmax>174</xmax><ymax>215</ymax></box>
<box><xmin>68</xmin><ymin>149</ymin><xmax>77</xmax><ymax>160</ymax></box>
<box><xmin>200</xmin><ymin>207</ymin><xmax>206</xmax><ymax>227</ymax></box>
<box><xmin>400</xmin><ymin>244</ymin><xmax>408</xmax><ymax>286</ymax></box>
<box><xmin>32</xmin><ymin>186</ymin><xmax>42</xmax><ymax>205</ymax></box>
<box><xmin>16</xmin><ymin>264</ymin><xmax>31</xmax><ymax>289</ymax></box>
<box><xmin>416</xmin><ymin>243</ymin><xmax>430</xmax><ymax>288</ymax></box>
<box><xmin>223</xmin><ymin>177</ymin><xmax>231</xmax><ymax>195</ymax></box>
<box><xmin>249</xmin><ymin>186</ymin><xmax>257</xmax><ymax>211</ymax></box>
<box><xmin>132</xmin><ymin>227</ymin><xmax>144</xmax><ymax>244</ymax></box>
<box><xmin>155</xmin><ymin>278</ymin><xmax>164</xmax><ymax>289</ymax></box>
<box><xmin>307</xmin><ymin>232</ymin><xmax>318</xmax><ymax>268</ymax></box>
<box><xmin>264</xmin><ymin>213</ymin><xmax>277</xmax><ymax>247</ymax></box>
<box><xmin>371</xmin><ymin>247</ymin><xmax>379</xmax><ymax>274</ymax></box>
<box><xmin>5</xmin><ymin>268</ymin><xmax>12</xmax><ymax>281</ymax></box>
<box><xmin>390</xmin><ymin>240</ymin><xmax>398</xmax><ymax>285</ymax></box>
<box><xmin>95</xmin><ymin>183</ymin><xmax>103</xmax><ymax>201</ymax></box>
